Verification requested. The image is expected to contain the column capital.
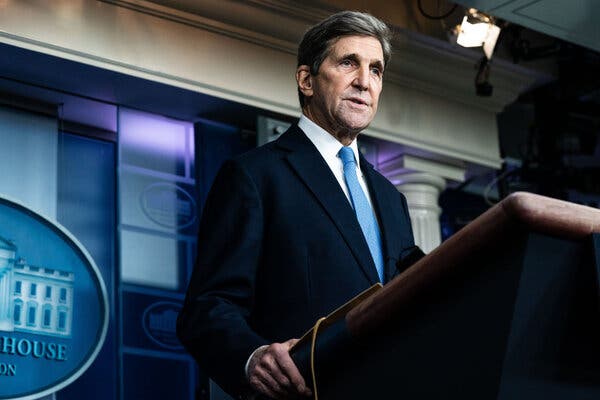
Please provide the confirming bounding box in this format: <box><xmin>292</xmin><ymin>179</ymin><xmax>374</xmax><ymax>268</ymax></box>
<box><xmin>379</xmin><ymin>154</ymin><xmax>466</xmax><ymax>184</ymax></box>
<box><xmin>394</xmin><ymin>172</ymin><xmax>446</xmax><ymax>254</ymax></box>
<box><xmin>395</xmin><ymin>172</ymin><xmax>446</xmax><ymax>191</ymax></box>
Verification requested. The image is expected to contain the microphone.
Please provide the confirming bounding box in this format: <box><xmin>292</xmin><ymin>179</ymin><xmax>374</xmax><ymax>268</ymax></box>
<box><xmin>394</xmin><ymin>245</ymin><xmax>425</xmax><ymax>275</ymax></box>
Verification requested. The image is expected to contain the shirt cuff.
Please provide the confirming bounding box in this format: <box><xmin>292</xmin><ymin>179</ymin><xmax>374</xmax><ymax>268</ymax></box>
<box><xmin>244</xmin><ymin>345</ymin><xmax>269</xmax><ymax>379</ymax></box>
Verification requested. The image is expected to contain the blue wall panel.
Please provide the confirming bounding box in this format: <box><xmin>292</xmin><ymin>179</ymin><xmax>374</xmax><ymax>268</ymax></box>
<box><xmin>123</xmin><ymin>353</ymin><xmax>195</xmax><ymax>400</ymax></box>
<box><xmin>55</xmin><ymin>132</ymin><xmax>117</xmax><ymax>400</ymax></box>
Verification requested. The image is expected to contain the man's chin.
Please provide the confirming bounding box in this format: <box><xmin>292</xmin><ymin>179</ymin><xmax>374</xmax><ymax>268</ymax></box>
<box><xmin>342</xmin><ymin>121</ymin><xmax>371</xmax><ymax>134</ymax></box>
<box><xmin>334</xmin><ymin>123</ymin><xmax>371</xmax><ymax>143</ymax></box>
<box><xmin>341</xmin><ymin>113</ymin><xmax>373</xmax><ymax>131</ymax></box>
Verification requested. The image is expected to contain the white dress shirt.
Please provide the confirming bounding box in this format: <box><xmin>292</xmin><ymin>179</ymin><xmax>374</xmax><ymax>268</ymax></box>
<box><xmin>298</xmin><ymin>114</ymin><xmax>375</xmax><ymax>208</ymax></box>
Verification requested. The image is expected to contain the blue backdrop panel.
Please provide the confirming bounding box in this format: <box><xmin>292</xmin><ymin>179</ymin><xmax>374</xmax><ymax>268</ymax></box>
<box><xmin>121</xmin><ymin>290</ymin><xmax>185</xmax><ymax>353</ymax></box>
<box><xmin>123</xmin><ymin>353</ymin><xmax>195</xmax><ymax>400</ymax></box>
<box><xmin>55</xmin><ymin>133</ymin><xmax>117</xmax><ymax>400</ymax></box>
<box><xmin>194</xmin><ymin>120</ymin><xmax>254</xmax><ymax>208</ymax></box>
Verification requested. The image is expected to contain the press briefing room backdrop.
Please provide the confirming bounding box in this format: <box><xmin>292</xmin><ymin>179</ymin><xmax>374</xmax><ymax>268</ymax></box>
<box><xmin>4</xmin><ymin>1</ymin><xmax>597</xmax><ymax>399</ymax></box>
<box><xmin>0</xmin><ymin>94</ymin><xmax>267</xmax><ymax>400</ymax></box>
<box><xmin>0</xmin><ymin>21</ymin><xmax>541</xmax><ymax>400</ymax></box>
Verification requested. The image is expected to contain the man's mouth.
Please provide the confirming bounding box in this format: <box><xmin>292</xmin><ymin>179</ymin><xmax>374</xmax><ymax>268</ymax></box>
<box><xmin>346</xmin><ymin>97</ymin><xmax>369</xmax><ymax>106</ymax></box>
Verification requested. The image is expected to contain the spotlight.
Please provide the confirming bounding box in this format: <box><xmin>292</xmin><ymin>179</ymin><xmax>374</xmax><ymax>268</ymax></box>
<box><xmin>456</xmin><ymin>8</ymin><xmax>501</xmax><ymax>60</ymax></box>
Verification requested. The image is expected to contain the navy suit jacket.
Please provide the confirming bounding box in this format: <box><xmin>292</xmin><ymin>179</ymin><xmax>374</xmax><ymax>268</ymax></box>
<box><xmin>177</xmin><ymin>125</ymin><xmax>415</xmax><ymax>397</ymax></box>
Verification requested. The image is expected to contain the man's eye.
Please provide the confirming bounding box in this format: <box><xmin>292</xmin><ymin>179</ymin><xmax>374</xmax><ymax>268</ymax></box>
<box><xmin>371</xmin><ymin>67</ymin><xmax>382</xmax><ymax>76</ymax></box>
<box><xmin>341</xmin><ymin>59</ymin><xmax>353</xmax><ymax>67</ymax></box>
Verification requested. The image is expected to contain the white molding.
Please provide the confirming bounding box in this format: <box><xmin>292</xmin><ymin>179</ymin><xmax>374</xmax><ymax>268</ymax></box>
<box><xmin>106</xmin><ymin>0</ymin><xmax>549</xmax><ymax>113</ymax></box>
<box><xmin>380</xmin><ymin>154</ymin><xmax>466</xmax><ymax>182</ymax></box>
<box><xmin>238</xmin><ymin>0</ymin><xmax>333</xmax><ymax>21</ymax></box>
<box><xmin>0</xmin><ymin>31</ymin><xmax>301</xmax><ymax>117</ymax></box>
<box><xmin>100</xmin><ymin>0</ymin><xmax>300</xmax><ymax>55</ymax></box>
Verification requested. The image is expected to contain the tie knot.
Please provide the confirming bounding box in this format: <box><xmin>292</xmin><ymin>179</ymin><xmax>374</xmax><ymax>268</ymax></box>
<box><xmin>338</xmin><ymin>146</ymin><xmax>356</xmax><ymax>166</ymax></box>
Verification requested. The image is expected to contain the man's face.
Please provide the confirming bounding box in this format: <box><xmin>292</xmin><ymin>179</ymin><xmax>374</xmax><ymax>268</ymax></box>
<box><xmin>297</xmin><ymin>35</ymin><xmax>384</xmax><ymax>144</ymax></box>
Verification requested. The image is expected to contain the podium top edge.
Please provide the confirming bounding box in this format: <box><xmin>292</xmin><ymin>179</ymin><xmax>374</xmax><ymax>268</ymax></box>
<box><xmin>502</xmin><ymin>192</ymin><xmax>600</xmax><ymax>239</ymax></box>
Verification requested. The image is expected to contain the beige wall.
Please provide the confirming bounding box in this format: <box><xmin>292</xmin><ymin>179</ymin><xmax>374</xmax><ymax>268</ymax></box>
<box><xmin>0</xmin><ymin>0</ymin><xmax>542</xmax><ymax>169</ymax></box>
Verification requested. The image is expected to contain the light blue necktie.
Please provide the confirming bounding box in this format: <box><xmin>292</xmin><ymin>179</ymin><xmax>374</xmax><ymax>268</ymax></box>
<box><xmin>338</xmin><ymin>146</ymin><xmax>385</xmax><ymax>283</ymax></box>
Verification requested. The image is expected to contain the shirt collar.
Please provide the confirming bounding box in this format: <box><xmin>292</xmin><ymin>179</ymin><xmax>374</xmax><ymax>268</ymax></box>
<box><xmin>298</xmin><ymin>114</ymin><xmax>361</xmax><ymax>166</ymax></box>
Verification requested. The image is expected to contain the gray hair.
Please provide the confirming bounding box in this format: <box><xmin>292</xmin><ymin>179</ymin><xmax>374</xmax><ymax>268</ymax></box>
<box><xmin>297</xmin><ymin>11</ymin><xmax>393</xmax><ymax>107</ymax></box>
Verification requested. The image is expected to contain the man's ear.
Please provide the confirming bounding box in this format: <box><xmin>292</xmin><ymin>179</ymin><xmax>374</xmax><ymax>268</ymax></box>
<box><xmin>296</xmin><ymin>65</ymin><xmax>313</xmax><ymax>98</ymax></box>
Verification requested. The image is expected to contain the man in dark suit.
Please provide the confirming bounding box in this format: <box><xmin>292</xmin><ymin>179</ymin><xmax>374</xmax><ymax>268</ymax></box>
<box><xmin>177</xmin><ymin>11</ymin><xmax>415</xmax><ymax>399</ymax></box>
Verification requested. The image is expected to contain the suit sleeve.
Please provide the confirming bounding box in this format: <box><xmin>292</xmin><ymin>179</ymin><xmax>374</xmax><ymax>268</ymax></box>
<box><xmin>399</xmin><ymin>190</ymin><xmax>415</xmax><ymax>247</ymax></box>
<box><xmin>177</xmin><ymin>159</ymin><xmax>269</xmax><ymax>397</ymax></box>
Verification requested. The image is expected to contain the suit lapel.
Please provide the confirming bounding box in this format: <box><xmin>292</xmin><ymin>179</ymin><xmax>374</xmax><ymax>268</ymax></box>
<box><xmin>276</xmin><ymin>126</ymin><xmax>380</xmax><ymax>285</ymax></box>
<box><xmin>360</xmin><ymin>156</ymin><xmax>403</xmax><ymax>282</ymax></box>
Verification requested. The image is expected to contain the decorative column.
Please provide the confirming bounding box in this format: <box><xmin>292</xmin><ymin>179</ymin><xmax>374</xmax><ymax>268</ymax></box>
<box><xmin>395</xmin><ymin>172</ymin><xmax>446</xmax><ymax>254</ymax></box>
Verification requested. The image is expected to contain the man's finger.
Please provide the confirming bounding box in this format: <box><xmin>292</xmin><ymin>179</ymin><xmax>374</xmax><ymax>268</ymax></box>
<box><xmin>250</xmin><ymin>364</ymin><xmax>288</xmax><ymax>399</ymax></box>
<box><xmin>258</xmin><ymin>369</ymin><xmax>287</xmax><ymax>398</ymax></box>
<box><xmin>248</xmin><ymin>340</ymin><xmax>312</xmax><ymax>398</ymax></box>
<box><xmin>277</xmin><ymin>339</ymin><xmax>312</xmax><ymax>396</ymax></box>
<box><xmin>249</xmin><ymin>375</ymin><xmax>280</xmax><ymax>400</ymax></box>
<box><xmin>257</xmin><ymin>353</ymin><xmax>292</xmax><ymax>392</ymax></box>
<box><xmin>249</xmin><ymin>344</ymin><xmax>300</xmax><ymax>397</ymax></box>
<box><xmin>276</xmin><ymin>352</ymin><xmax>311</xmax><ymax>395</ymax></box>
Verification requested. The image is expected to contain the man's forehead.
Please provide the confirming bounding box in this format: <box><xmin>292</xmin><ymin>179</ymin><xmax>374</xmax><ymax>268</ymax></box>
<box><xmin>328</xmin><ymin>35</ymin><xmax>384</xmax><ymax>62</ymax></box>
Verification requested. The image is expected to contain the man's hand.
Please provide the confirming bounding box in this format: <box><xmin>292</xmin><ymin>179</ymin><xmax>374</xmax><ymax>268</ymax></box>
<box><xmin>247</xmin><ymin>338</ymin><xmax>312</xmax><ymax>399</ymax></box>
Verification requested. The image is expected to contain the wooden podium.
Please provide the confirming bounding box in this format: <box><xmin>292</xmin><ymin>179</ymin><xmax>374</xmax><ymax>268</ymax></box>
<box><xmin>290</xmin><ymin>192</ymin><xmax>600</xmax><ymax>399</ymax></box>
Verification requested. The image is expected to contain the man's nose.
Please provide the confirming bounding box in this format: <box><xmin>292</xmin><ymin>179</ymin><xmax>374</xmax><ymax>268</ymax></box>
<box><xmin>352</xmin><ymin>66</ymin><xmax>370</xmax><ymax>91</ymax></box>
